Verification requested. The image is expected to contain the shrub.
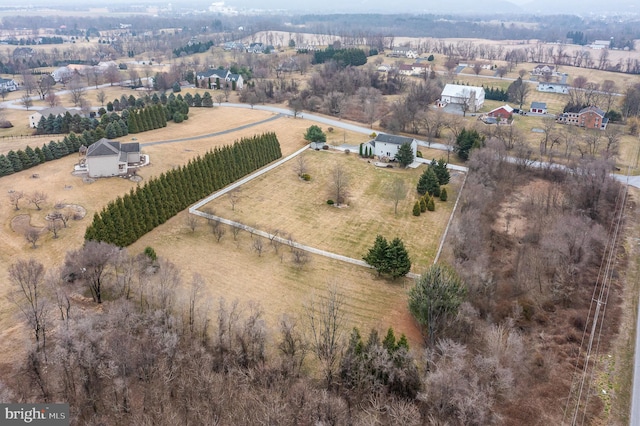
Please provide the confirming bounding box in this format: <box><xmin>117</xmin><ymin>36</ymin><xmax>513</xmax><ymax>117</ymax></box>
<box><xmin>427</xmin><ymin>197</ymin><xmax>435</xmax><ymax>211</ymax></box>
<box><xmin>328</xmin><ymin>127</ymin><xmax>334</xmax><ymax>133</ymax></box>
<box><xmin>322</xmin><ymin>145</ymin><xmax>329</xmax><ymax>150</ymax></box>
<box><xmin>412</xmin><ymin>201</ymin><xmax>421</xmax><ymax>216</ymax></box>
<box><xmin>301</xmin><ymin>173</ymin><xmax>311</xmax><ymax>181</ymax></box>
<box><xmin>143</xmin><ymin>246</ymin><xmax>157</xmax><ymax>261</ymax></box>
<box><xmin>416</xmin><ymin>150</ymin><xmax>423</xmax><ymax>158</ymax></box>
<box><xmin>344</xmin><ymin>149</ymin><xmax>350</xmax><ymax>155</ymax></box>
<box><xmin>327</xmin><ymin>199</ymin><xmax>335</xmax><ymax>205</ymax></box>
<box><xmin>420</xmin><ymin>197</ymin><xmax>427</xmax><ymax>212</ymax></box>
<box><xmin>440</xmin><ymin>187</ymin><xmax>448</xmax><ymax>201</ymax></box>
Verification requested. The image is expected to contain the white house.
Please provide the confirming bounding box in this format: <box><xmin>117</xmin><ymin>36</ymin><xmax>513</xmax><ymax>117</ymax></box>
<box><xmin>366</xmin><ymin>133</ymin><xmax>418</xmax><ymax>161</ymax></box>
<box><xmin>29</xmin><ymin>106</ymin><xmax>80</xmax><ymax>128</ymax></box>
<box><xmin>530</xmin><ymin>101</ymin><xmax>547</xmax><ymax>114</ymax></box>
<box><xmin>390</xmin><ymin>46</ymin><xmax>418</xmax><ymax>59</ymax></box>
<box><xmin>0</xmin><ymin>77</ymin><xmax>18</xmax><ymax>92</ymax></box>
<box><xmin>537</xmin><ymin>82</ymin><xmax>569</xmax><ymax>94</ymax></box>
<box><xmin>440</xmin><ymin>84</ymin><xmax>485</xmax><ymax>112</ymax></box>
<box><xmin>85</xmin><ymin>138</ymin><xmax>142</xmax><ymax>178</ymax></box>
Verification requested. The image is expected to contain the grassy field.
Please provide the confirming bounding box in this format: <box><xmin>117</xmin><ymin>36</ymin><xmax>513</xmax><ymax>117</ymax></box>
<box><xmin>202</xmin><ymin>149</ymin><xmax>461</xmax><ymax>269</ymax></box>
<box><xmin>0</xmin><ymin>107</ymin><xmax>432</xmax><ymax>368</ymax></box>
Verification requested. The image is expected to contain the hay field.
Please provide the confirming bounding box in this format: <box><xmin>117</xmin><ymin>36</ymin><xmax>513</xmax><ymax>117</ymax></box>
<box><xmin>203</xmin><ymin>150</ymin><xmax>460</xmax><ymax>269</ymax></box>
<box><xmin>0</xmin><ymin>107</ymin><xmax>413</xmax><ymax>365</ymax></box>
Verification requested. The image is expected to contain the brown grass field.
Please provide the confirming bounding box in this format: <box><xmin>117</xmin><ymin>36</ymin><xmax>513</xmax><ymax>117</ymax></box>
<box><xmin>0</xmin><ymin>106</ymin><xmax>435</xmax><ymax>367</ymax></box>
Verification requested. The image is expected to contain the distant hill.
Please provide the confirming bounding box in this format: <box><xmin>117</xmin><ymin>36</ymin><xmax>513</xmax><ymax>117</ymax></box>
<box><xmin>519</xmin><ymin>0</ymin><xmax>638</xmax><ymax>14</ymax></box>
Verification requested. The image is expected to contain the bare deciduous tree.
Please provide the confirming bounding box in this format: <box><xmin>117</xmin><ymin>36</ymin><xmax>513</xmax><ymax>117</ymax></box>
<box><xmin>28</xmin><ymin>191</ymin><xmax>47</xmax><ymax>210</ymax></box>
<box><xmin>185</xmin><ymin>214</ymin><xmax>199</xmax><ymax>232</ymax></box>
<box><xmin>390</xmin><ymin>178</ymin><xmax>406</xmax><ymax>215</ymax></box>
<box><xmin>47</xmin><ymin>218</ymin><xmax>62</xmax><ymax>239</ymax></box>
<box><xmin>9</xmin><ymin>190</ymin><xmax>24</xmax><ymax>210</ymax></box>
<box><xmin>68</xmin><ymin>76</ymin><xmax>85</xmax><ymax>107</ymax></box>
<box><xmin>20</xmin><ymin>93</ymin><xmax>33</xmax><ymax>110</ymax></box>
<box><xmin>306</xmin><ymin>285</ymin><xmax>346</xmax><ymax>389</ymax></box>
<box><xmin>331</xmin><ymin>163</ymin><xmax>350</xmax><ymax>206</ymax></box>
<box><xmin>8</xmin><ymin>259</ymin><xmax>49</xmax><ymax>352</ymax></box>
<box><xmin>96</xmin><ymin>90</ymin><xmax>107</xmax><ymax>106</ymax></box>
<box><xmin>293</xmin><ymin>154</ymin><xmax>308</xmax><ymax>177</ymax></box>
<box><xmin>228</xmin><ymin>189</ymin><xmax>241</xmax><ymax>211</ymax></box>
<box><xmin>253</xmin><ymin>237</ymin><xmax>264</xmax><ymax>256</ymax></box>
<box><xmin>64</xmin><ymin>241</ymin><xmax>118</xmax><ymax>304</ymax></box>
<box><xmin>25</xmin><ymin>229</ymin><xmax>40</xmax><ymax>248</ymax></box>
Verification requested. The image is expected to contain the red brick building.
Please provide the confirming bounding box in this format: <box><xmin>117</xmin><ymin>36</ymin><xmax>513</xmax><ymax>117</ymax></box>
<box><xmin>556</xmin><ymin>106</ymin><xmax>608</xmax><ymax>130</ymax></box>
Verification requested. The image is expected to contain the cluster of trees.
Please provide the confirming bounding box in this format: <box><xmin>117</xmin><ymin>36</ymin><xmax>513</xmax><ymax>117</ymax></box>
<box><xmin>483</xmin><ymin>85</ymin><xmax>509</xmax><ymax>102</ymax></box>
<box><xmin>34</xmin><ymin>112</ymin><xmax>99</xmax><ymax>136</ymax></box>
<box><xmin>362</xmin><ymin>235</ymin><xmax>412</xmax><ymax>279</ymax></box>
<box><xmin>0</xmin><ymin>131</ymin><xmax>100</xmax><ymax>177</ymax></box>
<box><xmin>172</xmin><ymin>40</ymin><xmax>214</xmax><ymax>57</ymax></box>
<box><xmin>84</xmin><ymin>133</ymin><xmax>283</xmax><ymax>247</ymax></box>
<box><xmin>413</xmin><ymin>159</ymin><xmax>449</xmax><ymax>215</ymax></box>
<box><xmin>312</xmin><ymin>47</ymin><xmax>368</xmax><ymax>67</ymax></box>
<box><xmin>126</xmin><ymin>104</ymin><xmax>168</xmax><ymax>133</ymax></box>
<box><xmin>455</xmin><ymin>128</ymin><xmax>485</xmax><ymax>161</ymax></box>
<box><xmin>4</xmin><ymin>247</ymin><xmax>427</xmax><ymax>424</ymax></box>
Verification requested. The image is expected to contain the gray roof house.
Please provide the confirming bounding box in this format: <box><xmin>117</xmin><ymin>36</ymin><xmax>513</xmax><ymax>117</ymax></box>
<box><xmin>29</xmin><ymin>106</ymin><xmax>80</xmax><ymax>128</ymax></box>
<box><xmin>530</xmin><ymin>102</ymin><xmax>547</xmax><ymax>114</ymax></box>
<box><xmin>85</xmin><ymin>138</ymin><xmax>141</xmax><ymax>178</ymax></box>
<box><xmin>0</xmin><ymin>77</ymin><xmax>18</xmax><ymax>92</ymax></box>
<box><xmin>366</xmin><ymin>134</ymin><xmax>418</xmax><ymax>161</ymax></box>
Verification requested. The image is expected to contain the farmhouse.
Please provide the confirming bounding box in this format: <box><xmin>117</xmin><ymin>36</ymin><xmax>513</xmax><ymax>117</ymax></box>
<box><xmin>531</xmin><ymin>64</ymin><xmax>555</xmax><ymax>76</ymax></box>
<box><xmin>0</xmin><ymin>77</ymin><xmax>18</xmax><ymax>92</ymax></box>
<box><xmin>29</xmin><ymin>106</ymin><xmax>80</xmax><ymax>128</ymax></box>
<box><xmin>196</xmin><ymin>68</ymin><xmax>242</xmax><ymax>89</ymax></box>
<box><xmin>389</xmin><ymin>46</ymin><xmax>418</xmax><ymax>59</ymax></box>
<box><xmin>530</xmin><ymin>101</ymin><xmax>547</xmax><ymax>114</ymax></box>
<box><xmin>85</xmin><ymin>138</ymin><xmax>143</xmax><ymax>178</ymax></box>
<box><xmin>537</xmin><ymin>82</ymin><xmax>569</xmax><ymax>94</ymax></box>
<box><xmin>556</xmin><ymin>106</ymin><xmax>608</xmax><ymax>130</ymax></box>
<box><xmin>487</xmin><ymin>105</ymin><xmax>514</xmax><ymax>120</ymax></box>
<box><xmin>365</xmin><ymin>133</ymin><xmax>418</xmax><ymax>160</ymax></box>
<box><xmin>440</xmin><ymin>84</ymin><xmax>485</xmax><ymax>111</ymax></box>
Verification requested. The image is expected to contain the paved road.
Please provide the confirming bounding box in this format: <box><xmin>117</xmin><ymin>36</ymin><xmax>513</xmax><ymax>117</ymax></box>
<box><xmin>632</xmin><ymin>297</ymin><xmax>640</xmax><ymax>425</ymax></box>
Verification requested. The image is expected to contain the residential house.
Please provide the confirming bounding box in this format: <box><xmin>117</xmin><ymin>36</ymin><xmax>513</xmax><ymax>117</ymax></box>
<box><xmin>439</xmin><ymin>84</ymin><xmax>485</xmax><ymax>111</ymax></box>
<box><xmin>85</xmin><ymin>138</ymin><xmax>142</xmax><ymax>178</ymax></box>
<box><xmin>389</xmin><ymin>46</ymin><xmax>418</xmax><ymax>59</ymax></box>
<box><xmin>556</xmin><ymin>106</ymin><xmax>608</xmax><ymax>130</ymax></box>
<box><xmin>365</xmin><ymin>133</ymin><xmax>418</xmax><ymax>160</ymax></box>
<box><xmin>29</xmin><ymin>107</ymin><xmax>80</xmax><ymax>128</ymax></box>
<box><xmin>537</xmin><ymin>82</ymin><xmax>569</xmax><ymax>94</ymax></box>
<box><xmin>51</xmin><ymin>66</ymin><xmax>74</xmax><ymax>83</ymax></box>
<box><xmin>487</xmin><ymin>105</ymin><xmax>514</xmax><ymax>120</ymax></box>
<box><xmin>196</xmin><ymin>69</ymin><xmax>243</xmax><ymax>90</ymax></box>
<box><xmin>228</xmin><ymin>73</ymin><xmax>243</xmax><ymax>90</ymax></box>
<box><xmin>0</xmin><ymin>77</ymin><xmax>18</xmax><ymax>92</ymax></box>
<box><xmin>530</xmin><ymin>102</ymin><xmax>547</xmax><ymax>114</ymax></box>
<box><xmin>588</xmin><ymin>40</ymin><xmax>610</xmax><ymax>50</ymax></box>
<box><xmin>377</xmin><ymin>64</ymin><xmax>392</xmax><ymax>73</ymax></box>
<box><xmin>398</xmin><ymin>64</ymin><xmax>414</xmax><ymax>76</ymax></box>
<box><xmin>531</xmin><ymin>64</ymin><xmax>555</xmax><ymax>76</ymax></box>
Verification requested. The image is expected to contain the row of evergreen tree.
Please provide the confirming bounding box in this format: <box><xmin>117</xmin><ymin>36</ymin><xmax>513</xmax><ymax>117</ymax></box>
<box><xmin>0</xmin><ymin>131</ymin><xmax>98</xmax><ymax>177</ymax></box>
<box><xmin>312</xmin><ymin>48</ymin><xmax>368</xmax><ymax>67</ymax></box>
<box><xmin>84</xmin><ymin>133</ymin><xmax>283</xmax><ymax>247</ymax></box>
<box><xmin>483</xmin><ymin>86</ymin><xmax>509</xmax><ymax>102</ymax></box>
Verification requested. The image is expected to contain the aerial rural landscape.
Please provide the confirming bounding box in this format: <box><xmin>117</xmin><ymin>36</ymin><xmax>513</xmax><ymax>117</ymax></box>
<box><xmin>0</xmin><ymin>1</ymin><xmax>640</xmax><ymax>424</ymax></box>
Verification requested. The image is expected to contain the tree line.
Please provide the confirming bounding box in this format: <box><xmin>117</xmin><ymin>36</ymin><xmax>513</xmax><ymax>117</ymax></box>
<box><xmin>84</xmin><ymin>133</ymin><xmax>283</xmax><ymax>247</ymax></box>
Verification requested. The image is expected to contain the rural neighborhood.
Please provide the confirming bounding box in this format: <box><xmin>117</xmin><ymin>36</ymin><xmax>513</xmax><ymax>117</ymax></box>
<box><xmin>0</xmin><ymin>3</ymin><xmax>640</xmax><ymax>425</ymax></box>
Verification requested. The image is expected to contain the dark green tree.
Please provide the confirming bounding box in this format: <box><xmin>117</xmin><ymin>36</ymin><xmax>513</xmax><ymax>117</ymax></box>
<box><xmin>408</xmin><ymin>263</ymin><xmax>467</xmax><ymax>345</ymax></box>
<box><xmin>363</xmin><ymin>235</ymin><xmax>390</xmax><ymax>276</ymax></box>
<box><xmin>303</xmin><ymin>125</ymin><xmax>326</xmax><ymax>143</ymax></box>
<box><xmin>455</xmin><ymin>128</ymin><xmax>484</xmax><ymax>161</ymax></box>
<box><xmin>413</xmin><ymin>201</ymin><xmax>421</xmax><ymax>216</ymax></box>
<box><xmin>386</xmin><ymin>238</ymin><xmax>411</xmax><ymax>279</ymax></box>
<box><xmin>7</xmin><ymin>150</ymin><xmax>23</xmax><ymax>172</ymax></box>
<box><xmin>430</xmin><ymin>158</ymin><xmax>450</xmax><ymax>185</ymax></box>
<box><xmin>394</xmin><ymin>142</ymin><xmax>414</xmax><ymax>168</ymax></box>
<box><xmin>440</xmin><ymin>187</ymin><xmax>448</xmax><ymax>201</ymax></box>
<box><xmin>0</xmin><ymin>155</ymin><xmax>15</xmax><ymax>176</ymax></box>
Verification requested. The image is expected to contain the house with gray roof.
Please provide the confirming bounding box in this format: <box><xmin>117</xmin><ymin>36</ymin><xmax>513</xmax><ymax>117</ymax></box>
<box><xmin>0</xmin><ymin>77</ymin><xmax>18</xmax><ymax>92</ymax></box>
<box><xmin>85</xmin><ymin>138</ymin><xmax>142</xmax><ymax>177</ymax></box>
<box><xmin>29</xmin><ymin>106</ymin><xmax>80</xmax><ymax>128</ymax></box>
<box><xmin>365</xmin><ymin>133</ymin><xmax>418</xmax><ymax>161</ymax></box>
<box><xmin>530</xmin><ymin>102</ymin><xmax>547</xmax><ymax>114</ymax></box>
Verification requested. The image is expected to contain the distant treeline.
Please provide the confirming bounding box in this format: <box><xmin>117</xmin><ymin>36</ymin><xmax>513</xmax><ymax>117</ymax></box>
<box><xmin>173</xmin><ymin>40</ymin><xmax>214</xmax><ymax>57</ymax></box>
<box><xmin>312</xmin><ymin>48</ymin><xmax>368</xmax><ymax>67</ymax></box>
<box><xmin>84</xmin><ymin>133</ymin><xmax>283</xmax><ymax>247</ymax></box>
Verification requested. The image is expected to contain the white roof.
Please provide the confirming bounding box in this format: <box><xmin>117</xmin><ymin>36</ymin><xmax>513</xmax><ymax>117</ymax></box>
<box><xmin>490</xmin><ymin>104</ymin><xmax>513</xmax><ymax>114</ymax></box>
<box><xmin>441</xmin><ymin>84</ymin><xmax>484</xmax><ymax>98</ymax></box>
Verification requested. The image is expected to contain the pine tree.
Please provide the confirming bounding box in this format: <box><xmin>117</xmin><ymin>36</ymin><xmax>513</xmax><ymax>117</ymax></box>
<box><xmin>420</xmin><ymin>196</ymin><xmax>427</xmax><ymax>212</ymax></box>
<box><xmin>427</xmin><ymin>197</ymin><xmax>435</xmax><ymax>211</ymax></box>
<box><xmin>34</xmin><ymin>147</ymin><xmax>45</xmax><ymax>164</ymax></box>
<box><xmin>202</xmin><ymin>92</ymin><xmax>213</xmax><ymax>107</ymax></box>
<box><xmin>0</xmin><ymin>155</ymin><xmax>15</xmax><ymax>176</ymax></box>
<box><xmin>7</xmin><ymin>150</ymin><xmax>23</xmax><ymax>171</ymax></box>
<box><xmin>363</xmin><ymin>235</ymin><xmax>390</xmax><ymax>276</ymax></box>
<box><xmin>430</xmin><ymin>158</ymin><xmax>450</xmax><ymax>185</ymax></box>
<box><xmin>385</xmin><ymin>238</ymin><xmax>411</xmax><ymax>279</ymax></box>
<box><xmin>42</xmin><ymin>144</ymin><xmax>54</xmax><ymax>161</ymax></box>
<box><xmin>25</xmin><ymin>146</ymin><xmax>40</xmax><ymax>166</ymax></box>
<box><xmin>440</xmin><ymin>187</ymin><xmax>448</xmax><ymax>201</ymax></box>
<box><xmin>413</xmin><ymin>201</ymin><xmax>421</xmax><ymax>216</ymax></box>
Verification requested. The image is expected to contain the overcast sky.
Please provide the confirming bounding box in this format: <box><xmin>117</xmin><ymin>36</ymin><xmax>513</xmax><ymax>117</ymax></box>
<box><xmin>13</xmin><ymin>0</ymin><xmax>639</xmax><ymax>15</ymax></box>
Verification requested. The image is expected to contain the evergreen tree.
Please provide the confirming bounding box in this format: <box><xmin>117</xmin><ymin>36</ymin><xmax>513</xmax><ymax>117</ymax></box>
<box><xmin>456</xmin><ymin>128</ymin><xmax>484</xmax><ymax>161</ymax></box>
<box><xmin>41</xmin><ymin>144</ymin><xmax>54</xmax><ymax>161</ymax></box>
<box><xmin>427</xmin><ymin>197</ymin><xmax>435</xmax><ymax>211</ymax></box>
<box><xmin>193</xmin><ymin>93</ymin><xmax>202</xmax><ymax>107</ymax></box>
<box><xmin>420</xmin><ymin>197</ymin><xmax>427</xmax><ymax>212</ymax></box>
<box><xmin>440</xmin><ymin>187</ymin><xmax>448</xmax><ymax>201</ymax></box>
<box><xmin>202</xmin><ymin>92</ymin><xmax>213</xmax><ymax>107</ymax></box>
<box><xmin>386</xmin><ymin>238</ymin><xmax>412</xmax><ymax>279</ymax></box>
<box><xmin>0</xmin><ymin>155</ymin><xmax>15</xmax><ymax>176</ymax></box>
<box><xmin>413</xmin><ymin>201</ymin><xmax>421</xmax><ymax>216</ymax></box>
<box><xmin>395</xmin><ymin>142</ymin><xmax>414</xmax><ymax>168</ymax></box>
<box><xmin>34</xmin><ymin>147</ymin><xmax>45</xmax><ymax>163</ymax></box>
<box><xmin>363</xmin><ymin>235</ymin><xmax>390</xmax><ymax>276</ymax></box>
<box><xmin>25</xmin><ymin>146</ymin><xmax>40</xmax><ymax>166</ymax></box>
<box><xmin>7</xmin><ymin>150</ymin><xmax>23</xmax><ymax>171</ymax></box>
<box><xmin>430</xmin><ymin>158</ymin><xmax>450</xmax><ymax>185</ymax></box>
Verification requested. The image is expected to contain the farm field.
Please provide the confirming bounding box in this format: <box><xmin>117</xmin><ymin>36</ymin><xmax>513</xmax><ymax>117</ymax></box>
<box><xmin>202</xmin><ymin>149</ymin><xmax>461</xmax><ymax>269</ymax></box>
<box><xmin>0</xmin><ymin>107</ymin><xmax>426</xmax><ymax>368</ymax></box>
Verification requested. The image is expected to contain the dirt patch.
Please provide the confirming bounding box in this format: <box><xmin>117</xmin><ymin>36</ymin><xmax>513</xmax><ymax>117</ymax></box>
<box><xmin>10</xmin><ymin>214</ymin><xmax>44</xmax><ymax>235</ymax></box>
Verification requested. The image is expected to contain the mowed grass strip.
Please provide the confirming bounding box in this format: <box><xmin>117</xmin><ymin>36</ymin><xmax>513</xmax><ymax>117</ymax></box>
<box><xmin>204</xmin><ymin>150</ymin><xmax>460</xmax><ymax>270</ymax></box>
